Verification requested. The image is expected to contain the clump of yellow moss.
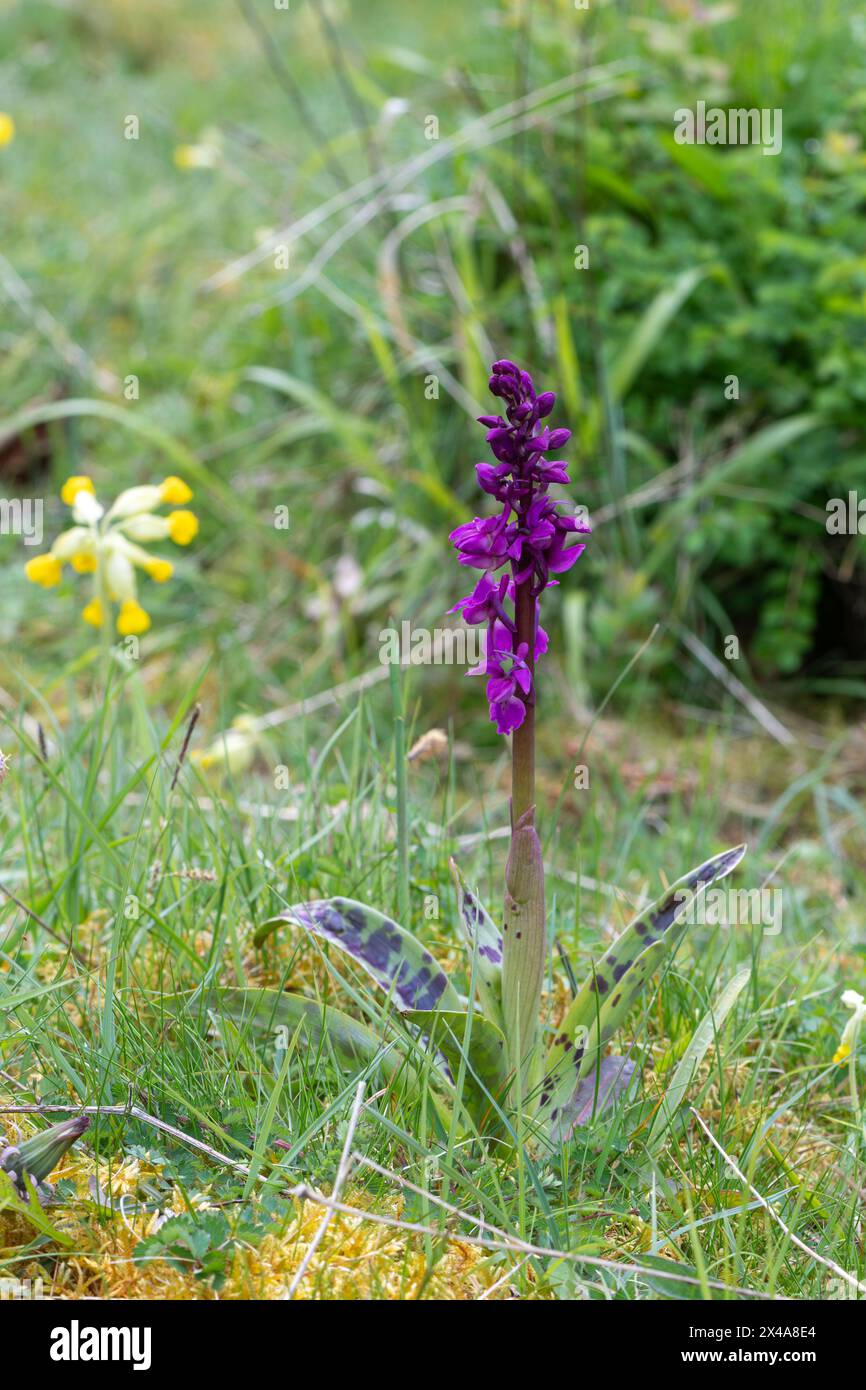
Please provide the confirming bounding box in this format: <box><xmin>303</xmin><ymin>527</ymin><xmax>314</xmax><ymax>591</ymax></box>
<box><xmin>1</xmin><ymin>1114</ymin><xmax>514</xmax><ymax>1299</ymax></box>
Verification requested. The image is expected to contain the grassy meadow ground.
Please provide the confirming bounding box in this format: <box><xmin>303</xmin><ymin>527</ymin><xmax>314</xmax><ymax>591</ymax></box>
<box><xmin>1</xmin><ymin>0</ymin><xmax>865</xmax><ymax>1301</ymax></box>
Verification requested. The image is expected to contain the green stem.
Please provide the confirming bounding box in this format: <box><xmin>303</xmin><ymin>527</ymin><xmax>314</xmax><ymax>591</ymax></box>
<box><xmin>848</xmin><ymin>1032</ymin><xmax>863</xmax><ymax>1149</ymax></box>
<box><xmin>502</xmin><ymin>808</ymin><xmax>545</xmax><ymax>1087</ymax></box>
<box><xmin>502</xmin><ymin>578</ymin><xmax>544</xmax><ymax>1089</ymax></box>
<box><xmin>95</xmin><ymin>559</ymin><xmax>113</xmax><ymax>681</ymax></box>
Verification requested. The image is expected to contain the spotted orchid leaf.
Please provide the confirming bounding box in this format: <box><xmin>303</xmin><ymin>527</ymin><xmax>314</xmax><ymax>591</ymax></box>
<box><xmin>449</xmin><ymin>858</ymin><xmax>504</xmax><ymax>1028</ymax></box>
<box><xmin>403</xmin><ymin>1008</ymin><xmax>510</xmax><ymax>1130</ymax></box>
<box><xmin>539</xmin><ymin>938</ymin><xmax>668</xmax><ymax>1127</ymax></box>
<box><xmin>538</xmin><ymin>845</ymin><xmax>746</xmax><ymax>1128</ymax></box>
<box><xmin>547</xmin><ymin>1056</ymin><xmax>637</xmax><ymax>1143</ymax></box>
<box><xmin>256</xmin><ymin>898</ymin><xmax>462</xmax><ymax>1014</ymax></box>
<box><xmin>547</xmin><ymin>844</ymin><xmax>746</xmax><ymax>1070</ymax></box>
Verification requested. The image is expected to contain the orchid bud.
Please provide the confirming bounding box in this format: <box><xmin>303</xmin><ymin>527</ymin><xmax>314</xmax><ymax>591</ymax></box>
<box><xmin>1</xmin><ymin>1115</ymin><xmax>90</xmax><ymax>1190</ymax></box>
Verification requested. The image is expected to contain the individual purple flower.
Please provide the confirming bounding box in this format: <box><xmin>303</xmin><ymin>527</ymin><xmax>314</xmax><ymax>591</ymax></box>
<box><xmin>449</xmin><ymin>360</ymin><xmax>589</xmax><ymax>735</ymax></box>
<box><xmin>448</xmin><ymin>573</ymin><xmax>513</xmax><ymax>629</ymax></box>
<box><xmin>449</xmin><ymin>513</ymin><xmax>512</xmax><ymax>572</ymax></box>
<box><xmin>469</xmin><ymin>642</ymin><xmax>532</xmax><ymax>735</ymax></box>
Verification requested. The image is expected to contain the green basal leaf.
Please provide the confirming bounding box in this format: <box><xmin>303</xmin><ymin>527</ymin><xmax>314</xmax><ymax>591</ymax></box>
<box><xmin>403</xmin><ymin>1008</ymin><xmax>510</xmax><ymax>1130</ymax></box>
<box><xmin>171</xmin><ymin>988</ymin><xmax>454</xmax><ymax>1130</ymax></box>
<box><xmin>546</xmin><ymin>1055</ymin><xmax>637</xmax><ymax>1144</ymax></box>
<box><xmin>449</xmin><ymin>858</ymin><xmax>504</xmax><ymax>1029</ymax></box>
<box><xmin>539</xmin><ymin>939</ymin><xmax>668</xmax><ymax>1127</ymax></box>
<box><xmin>196</xmin><ymin>987</ymin><xmax>398</xmax><ymax>1069</ymax></box>
<box><xmin>255</xmin><ymin>898</ymin><xmax>461</xmax><ymax>1013</ymax></box>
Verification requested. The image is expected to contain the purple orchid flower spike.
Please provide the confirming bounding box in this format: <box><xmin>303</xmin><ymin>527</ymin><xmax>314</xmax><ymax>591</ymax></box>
<box><xmin>449</xmin><ymin>360</ymin><xmax>589</xmax><ymax>748</ymax></box>
<box><xmin>449</xmin><ymin>360</ymin><xmax>590</xmax><ymax>1084</ymax></box>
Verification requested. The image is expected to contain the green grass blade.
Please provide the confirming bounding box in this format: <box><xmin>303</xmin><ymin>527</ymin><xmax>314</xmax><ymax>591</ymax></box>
<box><xmin>646</xmin><ymin>965</ymin><xmax>751</xmax><ymax>1151</ymax></box>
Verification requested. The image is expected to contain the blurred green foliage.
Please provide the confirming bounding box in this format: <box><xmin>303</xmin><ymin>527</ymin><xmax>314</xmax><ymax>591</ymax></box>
<box><xmin>1</xmin><ymin>0</ymin><xmax>865</xmax><ymax>718</ymax></box>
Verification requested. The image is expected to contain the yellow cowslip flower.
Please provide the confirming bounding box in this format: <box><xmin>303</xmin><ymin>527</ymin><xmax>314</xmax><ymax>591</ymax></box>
<box><xmin>25</xmin><ymin>554</ymin><xmax>62</xmax><ymax>588</ymax></box>
<box><xmin>117</xmin><ymin>599</ymin><xmax>151</xmax><ymax>636</ymax></box>
<box><xmin>834</xmin><ymin>989</ymin><xmax>865</xmax><ymax>1064</ymax></box>
<box><xmin>60</xmin><ymin>476</ymin><xmax>95</xmax><ymax>506</ymax></box>
<box><xmin>0</xmin><ymin>113</ymin><xmax>14</xmax><ymax>147</ymax></box>
<box><xmin>24</xmin><ymin>474</ymin><xmax>197</xmax><ymax>637</ymax></box>
<box><xmin>167</xmin><ymin>510</ymin><xmax>198</xmax><ymax>545</ymax></box>
<box><xmin>160</xmin><ymin>476</ymin><xmax>192</xmax><ymax>505</ymax></box>
<box><xmin>192</xmin><ymin>716</ymin><xmax>259</xmax><ymax>775</ymax></box>
<box><xmin>82</xmin><ymin>598</ymin><xmax>104</xmax><ymax>628</ymax></box>
<box><xmin>145</xmin><ymin>558</ymin><xmax>173</xmax><ymax>583</ymax></box>
<box><xmin>173</xmin><ymin>135</ymin><xmax>220</xmax><ymax>171</ymax></box>
<box><xmin>119</xmin><ymin>514</ymin><xmax>171</xmax><ymax>542</ymax></box>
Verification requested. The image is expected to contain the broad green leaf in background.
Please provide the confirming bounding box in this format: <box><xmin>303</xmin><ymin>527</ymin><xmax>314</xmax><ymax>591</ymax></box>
<box><xmin>608</xmin><ymin>265</ymin><xmax>716</xmax><ymax>402</ymax></box>
<box><xmin>0</xmin><ymin>398</ymin><xmax>243</xmax><ymax>520</ymax></box>
<box><xmin>647</xmin><ymin>415</ymin><xmax>822</xmax><ymax>575</ymax></box>
<box><xmin>658</xmin><ymin>133</ymin><xmax>735</xmax><ymax>201</ymax></box>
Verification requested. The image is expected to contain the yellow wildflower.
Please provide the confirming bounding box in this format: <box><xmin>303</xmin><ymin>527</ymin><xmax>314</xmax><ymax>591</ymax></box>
<box><xmin>60</xmin><ymin>476</ymin><xmax>95</xmax><ymax>506</ymax></box>
<box><xmin>173</xmin><ymin>140</ymin><xmax>219</xmax><ymax>171</ymax></box>
<box><xmin>145</xmin><ymin>558</ymin><xmax>174</xmax><ymax>583</ymax></box>
<box><xmin>167</xmin><ymin>510</ymin><xmax>199</xmax><ymax>544</ymax></box>
<box><xmin>834</xmin><ymin>989</ymin><xmax>865</xmax><ymax>1065</ymax></box>
<box><xmin>159</xmin><ymin>476</ymin><xmax>193</xmax><ymax>505</ymax></box>
<box><xmin>25</xmin><ymin>554</ymin><xmax>62</xmax><ymax>588</ymax></box>
<box><xmin>0</xmin><ymin>113</ymin><xmax>14</xmax><ymax>147</ymax></box>
<box><xmin>192</xmin><ymin>716</ymin><xmax>259</xmax><ymax>775</ymax></box>
<box><xmin>71</xmin><ymin>552</ymin><xmax>98</xmax><ymax>574</ymax></box>
<box><xmin>25</xmin><ymin>474</ymin><xmax>198</xmax><ymax>638</ymax></box>
<box><xmin>82</xmin><ymin>598</ymin><xmax>104</xmax><ymax>628</ymax></box>
<box><xmin>117</xmin><ymin>599</ymin><xmax>151</xmax><ymax>636</ymax></box>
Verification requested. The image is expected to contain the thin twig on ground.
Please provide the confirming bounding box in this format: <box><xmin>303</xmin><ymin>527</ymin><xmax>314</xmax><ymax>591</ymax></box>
<box><xmin>283</xmin><ymin>1079</ymin><xmax>366</xmax><ymax>1300</ymax></box>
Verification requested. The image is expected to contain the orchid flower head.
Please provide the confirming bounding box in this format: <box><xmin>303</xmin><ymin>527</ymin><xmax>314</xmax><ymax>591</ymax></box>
<box><xmin>449</xmin><ymin>361</ymin><xmax>589</xmax><ymax>734</ymax></box>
